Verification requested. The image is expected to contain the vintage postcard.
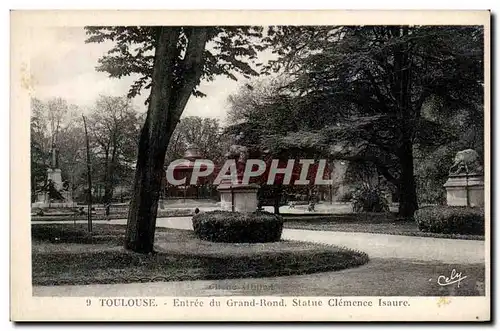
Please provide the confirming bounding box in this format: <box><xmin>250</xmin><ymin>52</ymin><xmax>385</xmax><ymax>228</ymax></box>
<box><xmin>10</xmin><ymin>10</ymin><xmax>490</xmax><ymax>322</ymax></box>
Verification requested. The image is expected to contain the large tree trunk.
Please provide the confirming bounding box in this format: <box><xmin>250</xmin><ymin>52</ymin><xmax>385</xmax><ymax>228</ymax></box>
<box><xmin>392</xmin><ymin>26</ymin><xmax>418</xmax><ymax>219</ymax></box>
<box><xmin>124</xmin><ymin>27</ymin><xmax>208</xmax><ymax>254</ymax></box>
<box><xmin>398</xmin><ymin>138</ymin><xmax>418</xmax><ymax>218</ymax></box>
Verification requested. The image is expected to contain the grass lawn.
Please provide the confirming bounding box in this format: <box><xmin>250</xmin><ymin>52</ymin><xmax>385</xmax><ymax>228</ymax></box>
<box><xmin>283</xmin><ymin>213</ymin><xmax>485</xmax><ymax>240</ymax></box>
<box><xmin>32</xmin><ymin>223</ymin><xmax>368</xmax><ymax>286</ymax></box>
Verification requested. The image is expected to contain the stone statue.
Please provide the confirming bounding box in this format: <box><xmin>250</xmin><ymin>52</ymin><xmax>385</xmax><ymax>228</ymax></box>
<box><xmin>449</xmin><ymin>149</ymin><xmax>483</xmax><ymax>175</ymax></box>
<box><xmin>225</xmin><ymin>132</ymin><xmax>249</xmax><ymax>164</ymax></box>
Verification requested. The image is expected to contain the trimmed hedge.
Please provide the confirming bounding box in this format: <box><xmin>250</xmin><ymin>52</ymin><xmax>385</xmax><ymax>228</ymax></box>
<box><xmin>414</xmin><ymin>206</ymin><xmax>484</xmax><ymax>235</ymax></box>
<box><xmin>192</xmin><ymin>210</ymin><xmax>284</xmax><ymax>243</ymax></box>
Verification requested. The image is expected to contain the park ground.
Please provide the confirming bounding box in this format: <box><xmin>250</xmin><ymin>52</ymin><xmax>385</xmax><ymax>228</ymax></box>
<box><xmin>32</xmin><ymin>201</ymin><xmax>485</xmax><ymax>241</ymax></box>
<box><xmin>32</xmin><ymin>210</ymin><xmax>486</xmax><ymax>297</ymax></box>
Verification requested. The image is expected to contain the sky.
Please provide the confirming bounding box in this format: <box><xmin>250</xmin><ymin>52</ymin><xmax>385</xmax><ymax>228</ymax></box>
<box><xmin>29</xmin><ymin>27</ymin><xmax>266</xmax><ymax>126</ymax></box>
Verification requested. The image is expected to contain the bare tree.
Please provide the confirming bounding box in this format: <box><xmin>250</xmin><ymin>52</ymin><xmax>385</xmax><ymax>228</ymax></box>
<box><xmin>87</xmin><ymin>95</ymin><xmax>140</xmax><ymax>213</ymax></box>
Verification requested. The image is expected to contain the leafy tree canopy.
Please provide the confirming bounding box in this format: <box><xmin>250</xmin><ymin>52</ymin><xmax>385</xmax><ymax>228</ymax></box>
<box><xmin>227</xmin><ymin>25</ymin><xmax>484</xmax><ymax>216</ymax></box>
<box><xmin>85</xmin><ymin>26</ymin><xmax>264</xmax><ymax>100</ymax></box>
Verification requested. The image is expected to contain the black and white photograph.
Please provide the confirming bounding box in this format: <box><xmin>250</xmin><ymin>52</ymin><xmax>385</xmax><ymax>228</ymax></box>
<box><xmin>10</xmin><ymin>10</ymin><xmax>490</xmax><ymax>322</ymax></box>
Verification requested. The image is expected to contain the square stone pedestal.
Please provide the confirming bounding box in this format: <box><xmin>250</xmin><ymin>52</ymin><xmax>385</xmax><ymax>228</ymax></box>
<box><xmin>47</xmin><ymin>168</ymin><xmax>63</xmax><ymax>190</ymax></box>
<box><xmin>443</xmin><ymin>174</ymin><xmax>484</xmax><ymax>207</ymax></box>
<box><xmin>217</xmin><ymin>183</ymin><xmax>260</xmax><ymax>212</ymax></box>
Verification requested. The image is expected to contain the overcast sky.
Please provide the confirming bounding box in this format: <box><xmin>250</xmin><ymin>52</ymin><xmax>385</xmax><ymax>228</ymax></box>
<box><xmin>30</xmin><ymin>27</ymin><xmax>266</xmax><ymax>126</ymax></box>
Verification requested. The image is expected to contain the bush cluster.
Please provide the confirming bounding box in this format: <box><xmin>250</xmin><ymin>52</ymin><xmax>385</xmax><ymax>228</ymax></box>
<box><xmin>192</xmin><ymin>210</ymin><xmax>284</xmax><ymax>243</ymax></box>
<box><xmin>351</xmin><ymin>186</ymin><xmax>390</xmax><ymax>212</ymax></box>
<box><xmin>414</xmin><ymin>206</ymin><xmax>484</xmax><ymax>235</ymax></box>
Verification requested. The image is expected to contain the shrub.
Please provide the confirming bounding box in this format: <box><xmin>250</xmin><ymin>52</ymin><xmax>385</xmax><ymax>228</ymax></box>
<box><xmin>338</xmin><ymin>191</ymin><xmax>353</xmax><ymax>203</ymax></box>
<box><xmin>192</xmin><ymin>210</ymin><xmax>284</xmax><ymax>243</ymax></box>
<box><xmin>414</xmin><ymin>206</ymin><xmax>484</xmax><ymax>235</ymax></box>
<box><xmin>351</xmin><ymin>186</ymin><xmax>389</xmax><ymax>212</ymax></box>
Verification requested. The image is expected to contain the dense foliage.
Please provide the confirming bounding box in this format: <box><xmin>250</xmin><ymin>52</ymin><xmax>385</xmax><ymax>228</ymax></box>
<box><xmin>228</xmin><ymin>26</ymin><xmax>484</xmax><ymax>218</ymax></box>
<box><xmin>192</xmin><ymin>210</ymin><xmax>284</xmax><ymax>243</ymax></box>
<box><xmin>85</xmin><ymin>26</ymin><xmax>264</xmax><ymax>100</ymax></box>
<box><xmin>165</xmin><ymin>116</ymin><xmax>229</xmax><ymax>165</ymax></box>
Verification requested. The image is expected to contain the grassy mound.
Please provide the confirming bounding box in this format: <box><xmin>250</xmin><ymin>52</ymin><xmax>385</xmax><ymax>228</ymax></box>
<box><xmin>31</xmin><ymin>223</ymin><xmax>369</xmax><ymax>286</ymax></box>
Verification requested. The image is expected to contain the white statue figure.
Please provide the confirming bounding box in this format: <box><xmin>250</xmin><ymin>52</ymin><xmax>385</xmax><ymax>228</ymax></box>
<box><xmin>449</xmin><ymin>149</ymin><xmax>482</xmax><ymax>175</ymax></box>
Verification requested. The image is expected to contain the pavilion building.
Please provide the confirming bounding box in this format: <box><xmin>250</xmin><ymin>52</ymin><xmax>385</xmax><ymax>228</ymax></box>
<box><xmin>163</xmin><ymin>144</ymin><xmax>217</xmax><ymax>201</ymax></box>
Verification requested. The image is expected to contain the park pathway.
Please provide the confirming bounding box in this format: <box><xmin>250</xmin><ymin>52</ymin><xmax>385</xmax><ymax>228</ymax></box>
<box><xmin>145</xmin><ymin>217</ymin><xmax>485</xmax><ymax>263</ymax></box>
<box><xmin>35</xmin><ymin>216</ymin><xmax>485</xmax><ymax>264</ymax></box>
<box><xmin>283</xmin><ymin>228</ymin><xmax>485</xmax><ymax>264</ymax></box>
<box><xmin>111</xmin><ymin>217</ymin><xmax>485</xmax><ymax>264</ymax></box>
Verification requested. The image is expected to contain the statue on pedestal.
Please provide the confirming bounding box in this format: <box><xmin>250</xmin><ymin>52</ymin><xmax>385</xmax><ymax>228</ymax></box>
<box><xmin>225</xmin><ymin>132</ymin><xmax>249</xmax><ymax>178</ymax></box>
<box><xmin>47</xmin><ymin>145</ymin><xmax>64</xmax><ymax>192</ymax></box>
<box><xmin>217</xmin><ymin>131</ymin><xmax>259</xmax><ymax>212</ymax></box>
<box><xmin>443</xmin><ymin>149</ymin><xmax>484</xmax><ymax>207</ymax></box>
<box><xmin>33</xmin><ymin>144</ymin><xmax>74</xmax><ymax>207</ymax></box>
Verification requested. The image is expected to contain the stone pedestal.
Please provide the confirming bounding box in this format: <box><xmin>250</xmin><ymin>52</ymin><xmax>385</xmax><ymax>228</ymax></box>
<box><xmin>33</xmin><ymin>191</ymin><xmax>74</xmax><ymax>208</ymax></box>
<box><xmin>217</xmin><ymin>179</ymin><xmax>260</xmax><ymax>212</ymax></box>
<box><xmin>47</xmin><ymin>168</ymin><xmax>63</xmax><ymax>190</ymax></box>
<box><xmin>443</xmin><ymin>174</ymin><xmax>484</xmax><ymax>207</ymax></box>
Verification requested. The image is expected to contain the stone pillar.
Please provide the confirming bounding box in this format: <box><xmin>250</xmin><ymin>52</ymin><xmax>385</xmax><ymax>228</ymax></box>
<box><xmin>217</xmin><ymin>184</ymin><xmax>260</xmax><ymax>212</ymax></box>
<box><xmin>443</xmin><ymin>174</ymin><xmax>484</xmax><ymax>207</ymax></box>
<box><xmin>217</xmin><ymin>133</ymin><xmax>260</xmax><ymax>213</ymax></box>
